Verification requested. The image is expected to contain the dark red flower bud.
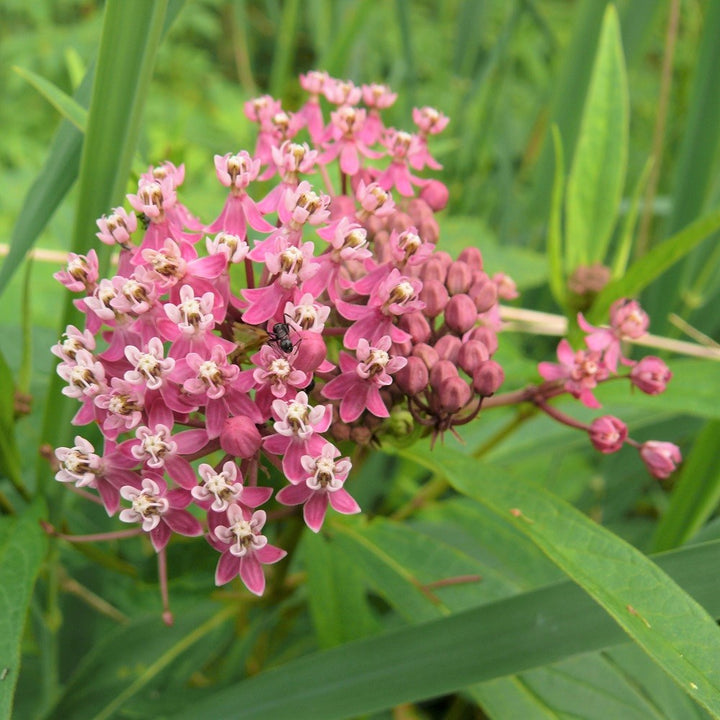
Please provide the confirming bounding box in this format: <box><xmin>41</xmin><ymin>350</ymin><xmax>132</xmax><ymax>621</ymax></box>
<box><xmin>446</xmin><ymin>261</ymin><xmax>473</xmax><ymax>295</ymax></box>
<box><xmin>220</xmin><ymin>415</ymin><xmax>262</xmax><ymax>458</ymax></box>
<box><xmin>445</xmin><ymin>293</ymin><xmax>478</xmax><ymax>334</ymax></box>
<box><xmin>437</xmin><ymin>376</ymin><xmax>472</xmax><ymax>413</ymax></box>
<box><xmin>419</xmin><ymin>279</ymin><xmax>449</xmax><ymax>318</ymax></box>
<box><xmin>434</xmin><ymin>334</ymin><xmax>462</xmax><ymax>363</ymax></box>
<box><xmin>429</xmin><ymin>359</ymin><xmax>459</xmax><ymax>391</ymax></box>
<box><xmin>472</xmin><ymin>360</ymin><xmax>504</xmax><ymax>396</ymax></box>
<box><xmin>419</xmin><ymin>257</ymin><xmax>448</xmax><ymax>284</ymax></box>
<box><xmin>467</xmin><ymin>326</ymin><xmax>498</xmax><ymax>355</ymax></box>
<box><xmin>458</xmin><ymin>339</ymin><xmax>490</xmax><ymax>375</ymax></box>
<box><xmin>395</xmin><ymin>356</ymin><xmax>429</xmax><ymax>395</ymax></box>
<box><xmin>469</xmin><ymin>275</ymin><xmax>498</xmax><ymax>313</ymax></box>
<box><xmin>399</xmin><ymin>311</ymin><xmax>432</xmax><ymax>344</ymax></box>
<box><xmin>391</xmin><ymin>211</ymin><xmax>413</xmax><ymax>233</ymax></box>
<box><xmin>406</xmin><ymin>198</ymin><xmax>434</xmax><ymax>227</ymax></box>
<box><xmin>458</xmin><ymin>246</ymin><xmax>483</xmax><ymax>271</ymax></box>
<box><xmin>412</xmin><ymin>342</ymin><xmax>439</xmax><ymax>369</ymax></box>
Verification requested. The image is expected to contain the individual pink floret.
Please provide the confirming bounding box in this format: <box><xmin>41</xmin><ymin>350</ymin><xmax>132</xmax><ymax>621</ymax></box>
<box><xmin>276</xmin><ymin>443</ymin><xmax>358</xmax><ymax>532</ymax></box>
<box><xmin>263</xmin><ymin>392</ymin><xmax>331</xmax><ymax>482</ymax></box>
<box><xmin>538</xmin><ymin>339</ymin><xmax>609</xmax><ymax>408</ymax></box>
<box><xmin>192</xmin><ymin>461</ymin><xmax>272</xmax><ymax>513</ymax></box>
<box><xmin>119</xmin><ymin>476</ymin><xmax>203</xmax><ymax>552</ymax></box>
<box><xmin>96</xmin><ymin>207</ymin><xmax>137</xmax><ymax>248</ymax></box>
<box><xmin>209</xmin><ymin>506</ymin><xmax>286</xmax><ymax>594</ymax></box>
<box><xmin>322</xmin><ymin>336</ymin><xmax>407</xmax><ymax>422</ymax></box>
<box><xmin>630</xmin><ymin>356</ymin><xmax>672</xmax><ymax>395</ymax></box>
<box><xmin>54</xmin><ymin>249</ymin><xmax>99</xmax><ymax>294</ymax></box>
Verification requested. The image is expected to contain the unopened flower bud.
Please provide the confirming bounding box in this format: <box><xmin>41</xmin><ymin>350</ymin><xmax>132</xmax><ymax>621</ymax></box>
<box><xmin>293</xmin><ymin>331</ymin><xmax>327</xmax><ymax>373</ymax></box>
<box><xmin>372</xmin><ymin>230</ymin><xmax>392</xmax><ymax>264</ymax></box>
<box><xmin>419</xmin><ymin>280</ymin><xmax>449</xmax><ymax>318</ymax></box>
<box><xmin>418</xmin><ymin>214</ymin><xmax>440</xmax><ymax>244</ymax></box>
<box><xmin>392</xmin><ymin>339</ymin><xmax>413</xmax><ymax>357</ymax></box>
<box><xmin>420</xmin><ymin>258</ymin><xmax>448</xmax><ymax>285</ymax></box>
<box><xmin>400</xmin><ymin>312</ymin><xmax>431</xmax><ymax>343</ymax></box>
<box><xmin>468</xmin><ymin>274</ymin><xmax>498</xmax><ymax>313</ymax></box>
<box><xmin>630</xmin><ymin>357</ymin><xmax>671</xmax><ymax>395</ymax></box>
<box><xmin>350</xmin><ymin>426</ymin><xmax>374</xmax><ymax>445</ymax></box>
<box><xmin>220</xmin><ymin>415</ymin><xmax>261</xmax><ymax>458</ymax></box>
<box><xmin>445</xmin><ymin>294</ymin><xmax>478</xmax><ymax>333</ymax></box>
<box><xmin>568</xmin><ymin>263</ymin><xmax>611</xmax><ymax>297</ymax></box>
<box><xmin>458</xmin><ymin>340</ymin><xmax>490</xmax><ymax>375</ymax></box>
<box><xmin>472</xmin><ymin>360</ymin><xmax>504</xmax><ymax>396</ymax></box>
<box><xmin>419</xmin><ymin>180</ymin><xmax>449</xmax><ymax>211</ymax></box>
<box><xmin>391</xmin><ymin>211</ymin><xmax>413</xmax><ymax>234</ymax></box>
<box><xmin>640</xmin><ymin>441</ymin><xmax>681</xmax><ymax>479</ymax></box>
<box><xmin>589</xmin><ymin>416</ymin><xmax>627</xmax><ymax>454</ymax></box>
<box><xmin>493</xmin><ymin>272</ymin><xmax>518</xmax><ymax>301</ymax></box>
<box><xmin>330</xmin><ymin>420</ymin><xmax>351</xmax><ymax>443</ymax></box>
<box><xmin>434</xmin><ymin>334</ymin><xmax>461</xmax><ymax>363</ymax></box>
<box><xmin>406</xmin><ymin>198</ymin><xmax>434</xmax><ymax>228</ymax></box>
<box><xmin>466</xmin><ymin>326</ymin><xmax>498</xmax><ymax>355</ymax></box>
<box><xmin>437</xmin><ymin>376</ymin><xmax>472</xmax><ymax>414</ymax></box>
<box><xmin>430</xmin><ymin>360</ymin><xmax>459</xmax><ymax>391</ymax></box>
<box><xmin>446</xmin><ymin>261</ymin><xmax>473</xmax><ymax>295</ymax></box>
<box><xmin>395</xmin><ymin>356</ymin><xmax>429</xmax><ymax>395</ymax></box>
<box><xmin>458</xmin><ymin>246</ymin><xmax>483</xmax><ymax>271</ymax></box>
<box><xmin>412</xmin><ymin>343</ymin><xmax>439</xmax><ymax>370</ymax></box>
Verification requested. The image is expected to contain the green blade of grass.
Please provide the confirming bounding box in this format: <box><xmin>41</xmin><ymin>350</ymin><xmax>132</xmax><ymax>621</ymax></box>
<box><xmin>547</xmin><ymin>125</ymin><xmax>566</xmax><ymax>308</ymax></box>
<box><xmin>12</xmin><ymin>66</ymin><xmax>88</xmax><ymax>132</ymax></box>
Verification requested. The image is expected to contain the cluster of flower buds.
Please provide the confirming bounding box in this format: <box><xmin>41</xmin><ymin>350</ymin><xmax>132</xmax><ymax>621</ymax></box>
<box><xmin>51</xmin><ymin>72</ymin><xmax>513</xmax><ymax>599</ymax></box>
<box><xmin>536</xmin><ymin>299</ymin><xmax>680</xmax><ymax>478</ymax></box>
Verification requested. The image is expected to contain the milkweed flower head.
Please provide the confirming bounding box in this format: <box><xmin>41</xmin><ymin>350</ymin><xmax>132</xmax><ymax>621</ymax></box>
<box><xmin>50</xmin><ymin>72</ymin><xmax>678</xmax><ymax>613</ymax></box>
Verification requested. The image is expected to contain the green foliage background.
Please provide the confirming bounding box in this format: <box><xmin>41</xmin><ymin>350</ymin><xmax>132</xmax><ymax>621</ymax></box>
<box><xmin>1</xmin><ymin>1</ymin><xmax>720</xmax><ymax>719</ymax></box>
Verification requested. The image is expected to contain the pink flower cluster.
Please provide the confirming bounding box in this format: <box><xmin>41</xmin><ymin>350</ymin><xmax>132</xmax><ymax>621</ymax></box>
<box><xmin>52</xmin><ymin>72</ymin><xmax>509</xmax><ymax>596</ymax></box>
<box><xmin>537</xmin><ymin>299</ymin><xmax>680</xmax><ymax>478</ymax></box>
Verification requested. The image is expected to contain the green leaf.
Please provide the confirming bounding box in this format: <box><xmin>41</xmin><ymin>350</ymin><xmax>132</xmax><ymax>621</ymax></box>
<box><xmin>564</xmin><ymin>4</ymin><xmax>628</xmax><ymax>268</ymax></box>
<box><xmin>588</xmin><ymin>208</ymin><xmax>720</xmax><ymax>323</ymax></box>
<box><xmin>405</xmin><ymin>446</ymin><xmax>720</xmax><ymax>717</ymax></box>
<box><xmin>38</xmin><ymin>0</ymin><xmax>170</xmax><ymax>497</ymax></box>
<box><xmin>0</xmin><ymin>349</ymin><xmax>22</xmax><ymax>494</ymax></box>
<box><xmin>47</xmin><ymin>604</ymin><xmax>234</xmax><ymax>720</ymax></box>
<box><xmin>169</xmin><ymin>540</ymin><xmax>720</xmax><ymax>720</ymax></box>
<box><xmin>652</xmin><ymin>420</ymin><xmax>720</xmax><ymax>552</ymax></box>
<box><xmin>12</xmin><ymin>65</ymin><xmax>88</xmax><ymax>132</ymax></box>
<box><xmin>547</xmin><ymin>125</ymin><xmax>566</xmax><ymax>307</ymax></box>
<box><xmin>303</xmin><ymin>531</ymin><xmax>380</xmax><ymax>648</ymax></box>
<box><xmin>613</xmin><ymin>156</ymin><xmax>653</xmax><ymax>278</ymax></box>
<box><xmin>268</xmin><ymin>0</ymin><xmax>300</xmax><ymax>99</ymax></box>
<box><xmin>597</xmin><ymin>359</ymin><xmax>720</xmax><ymax>421</ymax></box>
<box><xmin>0</xmin><ymin>503</ymin><xmax>48</xmax><ymax>720</ymax></box>
<box><xmin>332</xmin><ymin>519</ymin><xmax>446</xmax><ymax>623</ymax></box>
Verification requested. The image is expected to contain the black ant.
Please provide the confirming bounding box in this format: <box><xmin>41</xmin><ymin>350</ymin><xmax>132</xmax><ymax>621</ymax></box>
<box><xmin>266</xmin><ymin>314</ymin><xmax>300</xmax><ymax>355</ymax></box>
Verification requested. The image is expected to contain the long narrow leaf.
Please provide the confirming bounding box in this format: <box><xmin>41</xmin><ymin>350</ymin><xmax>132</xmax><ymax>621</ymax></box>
<box><xmin>169</xmin><ymin>539</ymin><xmax>720</xmax><ymax>720</ymax></box>
<box><xmin>588</xmin><ymin>208</ymin><xmax>720</xmax><ymax>323</ymax></box>
<box><xmin>564</xmin><ymin>4</ymin><xmax>628</xmax><ymax>268</ymax></box>
<box><xmin>406</xmin><ymin>446</ymin><xmax>720</xmax><ymax>717</ymax></box>
<box><xmin>38</xmin><ymin>0</ymin><xmax>169</xmax><ymax>497</ymax></box>
<box><xmin>0</xmin><ymin>503</ymin><xmax>48</xmax><ymax>720</ymax></box>
<box><xmin>12</xmin><ymin>66</ymin><xmax>88</xmax><ymax>131</ymax></box>
<box><xmin>547</xmin><ymin>125</ymin><xmax>566</xmax><ymax>308</ymax></box>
